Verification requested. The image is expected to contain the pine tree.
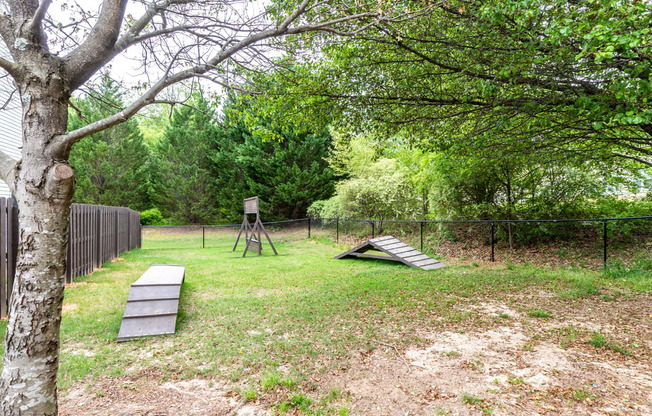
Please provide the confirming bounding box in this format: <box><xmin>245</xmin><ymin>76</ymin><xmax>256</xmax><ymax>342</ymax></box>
<box><xmin>68</xmin><ymin>78</ymin><xmax>152</xmax><ymax>210</ymax></box>
<box><xmin>153</xmin><ymin>96</ymin><xmax>219</xmax><ymax>223</ymax></box>
<box><xmin>212</xmin><ymin>100</ymin><xmax>337</xmax><ymax>220</ymax></box>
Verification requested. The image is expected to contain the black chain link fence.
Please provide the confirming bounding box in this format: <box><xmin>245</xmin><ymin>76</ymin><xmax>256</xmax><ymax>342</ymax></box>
<box><xmin>144</xmin><ymin>215</ymin><xmax>651</xmax><ymax>268</ymax></box>
<box><xmin>310</xmin><ymin>216</ymin><xmax>652</xmax><ymax>269</ymax></box>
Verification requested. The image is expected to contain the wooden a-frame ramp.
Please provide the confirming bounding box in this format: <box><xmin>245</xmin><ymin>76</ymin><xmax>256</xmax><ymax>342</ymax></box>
<box><xmin>335</xmin><ymin>236</ymin><xmax>446</xmax><ymax>270</ymax></box>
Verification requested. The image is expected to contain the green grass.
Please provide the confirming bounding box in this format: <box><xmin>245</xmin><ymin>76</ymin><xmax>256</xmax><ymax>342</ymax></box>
<box><xmin>527</xmin><ymin>309</ymin><xmax>552</xmax><ymax>318</ymax></box>
<box><xmin>604</xmin><ymin>256</ymin><xmax>652</xmax><ymax>291</ymax></box>
<box><xmin>589</xmin><ymin>332</ymin><xmax>629</xmax><ymax>355</ymax></box>
<box><xmin>461</xmin><ymin>393</ymin><xmax>483</xmax><ymax>405</ymax></box>
<box><xmin>241</xmin><ymin>385</ymin><xmax>257</xmax><ymax>402</ymax></box>
<box><xmin>0</xmin><ymin>229</ymin><xmax>649</xmax><ymax>395</ymax></box>
<box><xmin>589</xmin><ymin>332</ymin><xmax>608</xmax><ymax>348</ymax></box>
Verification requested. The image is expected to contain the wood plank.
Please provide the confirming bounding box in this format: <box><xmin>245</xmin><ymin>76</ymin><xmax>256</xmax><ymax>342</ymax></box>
<box><xmin>348</xmin><ymin>252</ymin><xmax>397</xmax><ymax>261</ymax></box>
<box><xmin>373</xmin><ymin>238</ymin><xmax>401</xmax><ymax>247</ymax></box>
<box><xmin>370</xmin><ymin>236</ymin><xmax>394</xmax><ymax>243</ymax></box>
<box><xmin>118</xmin><ymin>265</ymin><xmax>185</xmax><ymax>341</ymax></box>
<box><xmin>395</xmin><ymin>250</ymin><xmax>421</xmax><ymax>258</ymax></box>
<box><xmin>421</xmin><ymin>263</ymin><xmax>447</xmax><ymax>270</ymax></box>
<box><xmin>334</xmin><ymin>242</ymin><xmax>374</xmax><ymax>259</ymax></box>
<box><xmin>386</xmin><ymin>246</ymin><xmax>416</xmax><ymax>254</ymax></box>
<box><xmin>336</xmin><ymin>236</ymin><xmax>447</xmax><ymax>271</ymax></box>
<box><xmin>117</xmin><ymin>315</ymin><xmax>177</xmax><ymax>341</ymax></box>
<box><xmin>413</xmin><ymin>259</ymin><xmax>438</xmax><ymax>267</ymax></box>
<box><xmin>123</xmin><ymin>299</ymin><xmax>180</xmax><ymax>318</ymax></box>
<box><xmin>381</xmin><ymin>242</ymin><xmax>408</xmax><ymax>250</ymax></box>
<box><xmin>132</xmin><ymin>265</ymin><xmax>185</xmax><ymax>286</ymax></box>
<box><xmin>403</xmin><ymin>254</ymin><xmax>430</xmax><ymax>262</ymax></box>
<box><xmin>127</xmin><ymin>285</ymin><xmax>181</xmax><ymax>301</ymax></box>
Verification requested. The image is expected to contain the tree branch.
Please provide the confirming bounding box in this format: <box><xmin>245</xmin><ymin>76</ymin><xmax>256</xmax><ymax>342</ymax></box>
<box><xmin>611</xmin><ymin>153</ymin><xmax>652</xmax><ymax>168</ymax></box>
<box><xmin>0</xmin><ymin>56</ymin><xmax>17</xmax><ymax>76</ymax></box>
<box><xmin>114</xmin><ymin>0</ymin><xmax>194</xmax><ymax>52</ymax></box>
<box><xmin>55</xmin><ymin>0</ymin><xmax>392</xmax><ymax>151</ymax></box>
<box><xmin>150</xmin><ymin>99</ymin><xmax>225</xmax><ymax>127</ymax></box>
<box><xmin>65</xmin><ymin>0</ymin><xmax>128</xmax><ymax>90</ymax></box>
<box><xmin>26</xmin><ymin>0</ymin><xmax>52</xmax><ymax>42</ymax></box>
<box><xmin>0</xmin><ymin>150</ymin><xmax>19</xmax><ymax>193</ymax></box>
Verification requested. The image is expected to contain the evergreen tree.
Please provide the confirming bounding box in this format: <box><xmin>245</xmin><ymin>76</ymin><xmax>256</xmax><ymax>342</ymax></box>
<box><xmin>68</xmin><ymin>78</ymin><xmax>152</xmax><ymax>210</ymax></box>
<box><xmin>212</xmin><ymin>103</ymin><xmax>337</xmax><ymax>221</ymax></box>
<box><xmin>153</xmin><ymin>96</ymin><xmax>219</xmax><ymax>224</ymax></box>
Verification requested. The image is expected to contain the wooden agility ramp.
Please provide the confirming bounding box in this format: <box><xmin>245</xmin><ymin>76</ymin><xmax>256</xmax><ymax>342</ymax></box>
<box><xmin>335</xmin><ymin>236</ymin><xmax>446</xmax><ymax>270</ymax></box>
<box><xmin>117</xmin><ymin>265</ymin><xmax>185</xmax><ymax>342</ymax></box>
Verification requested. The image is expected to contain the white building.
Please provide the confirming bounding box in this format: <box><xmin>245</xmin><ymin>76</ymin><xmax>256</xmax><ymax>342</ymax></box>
<box><xmin>0</xmin><ymin>40</ymin><xmax>22</xmax><ymax>198</ymax></box>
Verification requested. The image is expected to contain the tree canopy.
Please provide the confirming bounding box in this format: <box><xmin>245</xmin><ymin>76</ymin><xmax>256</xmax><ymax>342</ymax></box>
<box><xmin>253</xmin><ymin>0</ymin><xmax>652</xmax><ymax>168</ymax></box>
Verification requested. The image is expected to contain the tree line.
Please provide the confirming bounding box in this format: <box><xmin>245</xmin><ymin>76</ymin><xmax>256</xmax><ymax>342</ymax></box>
<box><xmin>71</xmin><ymin>78</ymin><xmax>651</xmax><ymax>231</ymax></box>
<box><xmin>69</xmin><ymin>78</ymin><xmax>337</xmax><ymax>224</ymax></box>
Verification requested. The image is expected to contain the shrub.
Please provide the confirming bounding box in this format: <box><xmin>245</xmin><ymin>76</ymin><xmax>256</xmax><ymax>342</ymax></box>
<box><xmin>140</xmin><ymin>208</ymin><xmax>164</xmax><ymax>225</ymax></box>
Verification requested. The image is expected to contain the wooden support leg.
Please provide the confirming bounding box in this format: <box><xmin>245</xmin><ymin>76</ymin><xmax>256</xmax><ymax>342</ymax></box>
<box><xmin>258</xmin><ymin>219</ymin><xmax>278</xmax><ymax>255</ymax></box>
<box><xmin>233</xmin><ymin>218</ymin><xmax>247</xmax><ymax>251</ymax></box>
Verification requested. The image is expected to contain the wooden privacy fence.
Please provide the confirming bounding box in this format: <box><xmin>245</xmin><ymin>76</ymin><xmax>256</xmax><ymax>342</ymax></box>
<box><xmin>66</xmin><ymin>204</ymin><xmax>141</xmax><ymax>283</ymax></box>
<box><xmin>0</xmin><ymin>199</ymin><xmax>141</xmax><ymax>316</ymax></box>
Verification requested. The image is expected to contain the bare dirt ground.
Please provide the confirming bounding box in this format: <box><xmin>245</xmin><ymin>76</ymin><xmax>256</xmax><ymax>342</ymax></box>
<box><xmin>316</xmin><ymin>294</ymin><xmax>652</xmax><ymax>415</ymax></box>
<box><xmin>59</xmin><ymin>293</ymin><xmax>652</xmax><ymax>416</ymax></box>
<box><xmin>59</xmin><ymin>371</ymin><xmax>269</xmax><ymax>416</ymax></box>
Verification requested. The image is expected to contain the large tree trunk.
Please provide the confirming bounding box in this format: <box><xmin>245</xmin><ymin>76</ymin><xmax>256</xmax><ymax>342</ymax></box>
<box><xmin>0</xmin><ymin>73</ymin><xmax>73</xmax><ymax>415</ymax></box>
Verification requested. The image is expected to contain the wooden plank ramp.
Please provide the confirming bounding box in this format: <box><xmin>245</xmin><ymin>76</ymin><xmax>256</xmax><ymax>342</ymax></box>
<box><xmin>117</xmin><ymin>265</ymin><xmax>185</xmax><ymax>342</ymax></box>
<box><xmin>335</xmin><ymin>236</ymin><xmax>446</xmax><ymax>270</ymax></box>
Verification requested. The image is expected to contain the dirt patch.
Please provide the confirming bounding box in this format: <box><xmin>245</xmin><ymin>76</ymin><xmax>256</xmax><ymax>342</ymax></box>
<box><xmin>313</xmin><ymin>296</ymin><xmax>652</xmax><ymax>415</ymax></box>
<box><xmin>59</xmin><ymin>371</ymin><xmax>269</xmax><ymax>416</ymax></box>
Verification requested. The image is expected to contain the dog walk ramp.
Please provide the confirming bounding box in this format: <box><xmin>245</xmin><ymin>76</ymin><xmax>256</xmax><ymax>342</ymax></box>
<box><xmin>117</xmin><ymin>265</ymin><xmax>185</xmax><ymax>342</ymax></box>
<box><xmin>335</xmin><ymin>236</ymin><xmax>446</xmax><ymax>270</ymax></box>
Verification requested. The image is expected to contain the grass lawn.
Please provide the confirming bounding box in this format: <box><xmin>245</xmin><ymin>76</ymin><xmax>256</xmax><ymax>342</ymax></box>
<box><xmin>1</xmin><ymin>229</ymin><xmax>651</xmax><ymax>415</ymax></box>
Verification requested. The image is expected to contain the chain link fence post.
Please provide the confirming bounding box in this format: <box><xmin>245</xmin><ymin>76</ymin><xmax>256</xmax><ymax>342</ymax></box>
<box><xmin>491</xmin><ymin>222</ymin><xmax>495</xmax><ymax>262</ymax></box>
<box><xmin>603</xmin><ymin>220</ymin><xmax>608</xmax><ymax>268</ymax></box>
<box><xmin>336</xmin><ymin>218</ymin><xmax>339</xmax><ymax>243</ymax></box>
<box><xmin>420</xmin><ymin>221</ymin><xmax>424</xmax><ymax>252</ymax></box>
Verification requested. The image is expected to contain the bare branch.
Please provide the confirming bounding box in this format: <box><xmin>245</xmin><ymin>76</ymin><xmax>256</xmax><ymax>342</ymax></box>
<box><xmin>57</xmin><ymin>1</ymin><xmax>386</xmax><ymax>149</ymax></box>
<box><xmin>0</xmin><ymin>150</ymin><xmax>18</xmax><ymax>193</ymax></box>
<box><xmin>0</xmin><ymin>56</ymin><xmax>17</xmax><ymax>76</ymax></box>
<box><xmin>151</xmin><ymin>99</ymin><xmax>225</xmax><ymax>127</ymax></box>
<box><xmin>115</xmin><ymin>0</ymin><xmax>194</xmax><ymax>51</ymax></box>
<box><xmin>26</xmin><ymin>0</ymin><xmax>52</xmax><ymax>40</ymax></box>
<box><xmin>65</xmin><ymin>0</ymin><xmax>128</xmax><ymax>90</ymax></box>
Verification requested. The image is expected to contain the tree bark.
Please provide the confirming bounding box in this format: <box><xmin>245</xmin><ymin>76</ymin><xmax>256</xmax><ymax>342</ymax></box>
<box><xmin>0</xmin><ymin>70</ymin><xmax>73</xmax><ymax>416</ymax></box>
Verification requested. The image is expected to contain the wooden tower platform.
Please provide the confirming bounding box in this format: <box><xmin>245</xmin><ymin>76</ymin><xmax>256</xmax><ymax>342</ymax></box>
<box><xmin>233</xmin><ymin>196</ymin><xmax>277</xmax><ymax>257</ymax></box>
